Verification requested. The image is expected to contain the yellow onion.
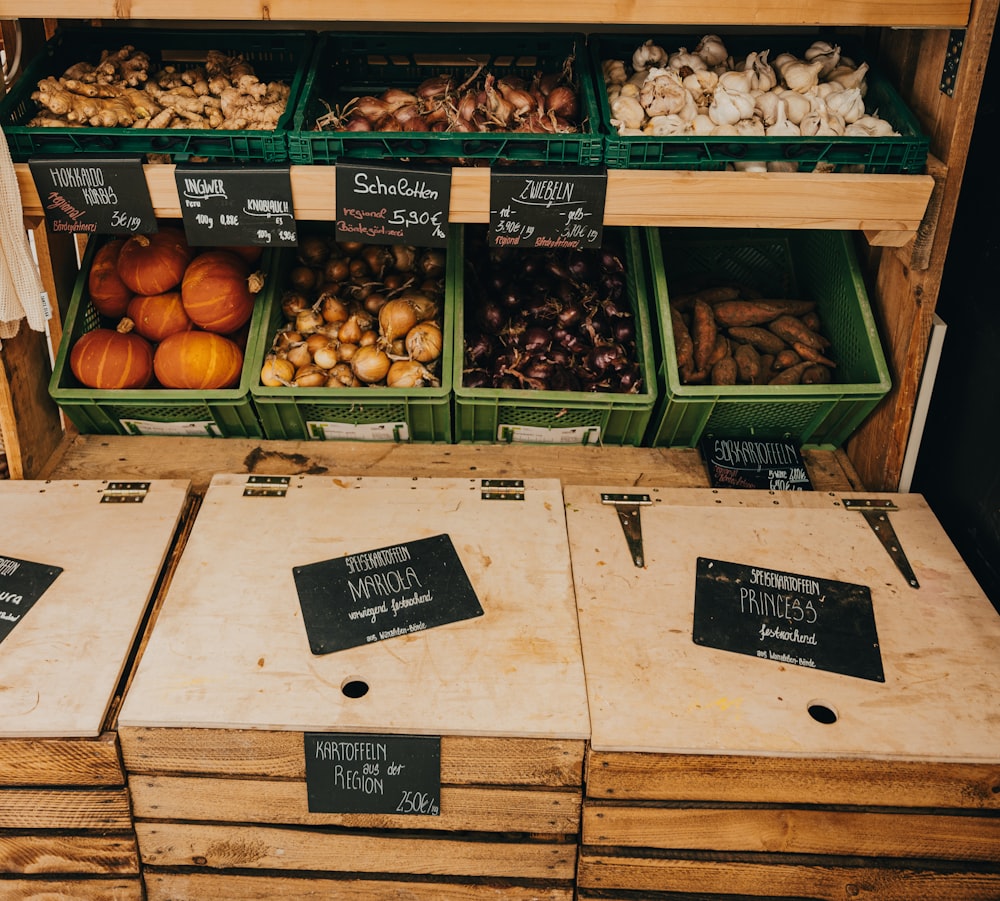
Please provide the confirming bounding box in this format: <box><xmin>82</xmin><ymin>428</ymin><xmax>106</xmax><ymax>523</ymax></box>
<box><xmin>378</xmin><ymin>298</ymin><xmax>419</xmax><ymax>343</ymax></box>
<box><xmin>319</xmin><ymin>293</ymin><xmax>349</xmax><ymax>324</ymax></box>
<box><xmin>260</xmin><ymin>354</ymin><xmax>294</xmax><ymax>387</ymax></box>
<box><xmin>295</xmin><ymin>307</ymin><xmax>325</xmax><ymax>334</ymax></box>
<box><xmin>351</xmin><ymin>345</ymin><xmax>391</xmax><ymax>384</ymax></box>
<box><xmin>285</xmin><ymin>341</ymin><xmax>313</xmax><ymax>370</ymax></box>
<box><xmin>327</xmin><ymin>362</ymin><xmax>359</xmax><ymax>387</ymax></box>
<box><xmin>305</xmin><ymin>332</ymin><xmax>333</xmax><ymax>354</ymax></box>
<box><xmin>405</xmin><ymin>321</ymin><xmax>443</xmax><ymax>363</ymax></box>
<box><xmin>386</xmin><ymin>359</ymin><xmax>439</xmax><ymax>388</ymax></box>
<box><xmin>294</xmin><ymin>363</ymin><xmax>328</xmax><ymax>387</ymax></box>
<box><xmin>399</xmin><ymin>290</ymin><xmax>439</xmax><ymax>323</ymax></box>
<box><xmin>337</xmin><ymin>342</ymin><xmax>359</xmax><ymax>363</ymax></box>
<box><xmin>312</xmin><ymin>343</ymin><xmax>340</xmax><ymax>369</ymax></box>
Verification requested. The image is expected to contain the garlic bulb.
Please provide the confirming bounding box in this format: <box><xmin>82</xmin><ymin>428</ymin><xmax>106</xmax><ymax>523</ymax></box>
<box><xmin>826</xmin><ymin>61</ymin><xmax>870</xmax><ymax>95</ymax></box>
<box><xmin>735</xmin><ymin>116</ymin><xmax>766</xmax><ymax>136</ymax></box>
<box><xmin>776</xmin><ymin>87</ymin><xmax>812</xmax><ymax>124</ymax></box>
<box><xmin>633</xmin><ymin>40</ymin><xmax>669</xmax><ymax>72</ymax></box>
<box><xmin>711</xmin><ymin>122</ymin><xmax>739</xmax><ymax>135</ymax></box>
<box><xmin>611</xmin><ymin>94</ymin><xmax>646</xmax><ymax>131</ymax></box>
<box><xmin>644</xmin><ymin>113</ymin><xmax>693</xmax><ymax>135</ymax></box>
<box><xmin>771</xmin><ymin>52</ymin><xmax>799</xmax><ymax>77</ymax></box>
<box><xmin>804</xmin><ymin>40</ymin><xmax>842</xmax><ymax>77</ymax></box>
<box><xmin>691</xmin><ymin>113</ymin><xmax>716</xmax><ymax>135</ymax></box>
<box><xmin>639</xmin><ymin>68</ymin><xmax>691</xmax><ymax>117</ymax></box>
<box><xmin>683</xmin><ymin>69</ymin><xmax>719</xmax><ymax>111</ymax></box>
<box><xmin>765</xmin><ymin>98</ymin><xmax>801</xmax><ymax>136</ymax></box>
<box><xmin>695</xmin><ymin>34</ymin><xmax>728</xmax><ymax>67</ymax></box>
<box><xmin>799</xmin><ymin>96</ymin><xmax>846</xmax><ymax>136</ymax></box>
<box><xmin>754</xmin><ymin>88</ymin><xmax>781</xmax><ymax>126</ymax></box>
<box><xmin>603</xmin><ymin>59</ymin><xmax>628</xmax><ymax>86</ymax></box>
<box><xmin>750</xmin><ymin>49</ymin><xmax>777</xmax><ymax>92</ymax></box>
<box><xmin>845</xmin><ymin>114</ymin><xmax>898</xmax><ymax>136</ymax></box>
<box><xmin>732</xmin><ymin>160</ymin><xmax>768</xmax><ymax>172</ymax></box>
<box><xmin>709</xmin><ymin>84</ymin><xmax>753</xmax><ymax>126</ymax></box>
<box><xmin>782</xmin><ymin>58</ymin><xmax>825</xmax><ymax>93</ymax></box>
<box><xmin>767</xmin><ymin>160</ymin><xmax>800</xmax><ymax>172</ymax></box>
<box><xmin>669</xmin><ymin>47</ymin><xmax>707</xmax><ymax>72</ymax></box>
<box><xmin>718</xmin><ymin>67</ymin><xmax>755</xmax><ymax>94</ymax></box>
<box><xmin>825</xmin><ymin>86</ymin><xmax>866</xmax><ymax>123</ymax></box>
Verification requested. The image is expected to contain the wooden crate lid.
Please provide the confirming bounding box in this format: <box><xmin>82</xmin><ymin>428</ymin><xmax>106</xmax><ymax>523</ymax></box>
<box><xmin>118</xmin><ymin>475</ymin><xmax>589</xmax><ymax>739</ymax></box>
<box><xmin>0</xmin><ymin>479</ymin><xmax>190</xmax><ymax>738</ymax></box>
<box><xmin>565</xmin><ymin>487</ymin><xmax>1000</xmax><ymax>762</ymax></box>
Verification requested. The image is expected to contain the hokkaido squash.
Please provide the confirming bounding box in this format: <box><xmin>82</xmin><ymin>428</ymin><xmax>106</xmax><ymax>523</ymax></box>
<box><xmin>181</xmin><ymin>250</ymin><xmax>260</xmax><ymax>334</ymax></box>
<box><xmin>153</xmin><ymin>330</ymin><xmax>244</xmax><ymax>390</ymax></box>
<box><xmin>127</xmin><ymin>291</ymin><xmax>194</xmax><ymax>343</ymax></box>
<box><xmin>69</xmin><ymin>320</ymin><xmax>154</xmax><ymax>389</ymax></box>
<box><xmin>87</xmin><ymin>239</ymin><xmax>133</xmax><ymax>319</ymax></box>
<box><xmin>117</xmin><ymin>227</ymin><xmax>193</xmax><ymax>295</ymax></box>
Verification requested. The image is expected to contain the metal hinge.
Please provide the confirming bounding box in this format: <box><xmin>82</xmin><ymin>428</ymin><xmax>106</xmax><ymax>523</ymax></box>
<box><xmin>100</xmin><ymin>481</ymin><xmax>150</xmax><ymax>503</ymax></box>
<box><xmin>941</xmin><ymin>30</ymin><xmax>965</xmax><ymax>96</ymax></box>
<box><xmin>602</xmin><ymin>492</ymin><xmax>652</xmax><ymax>568</ymax></box>
<box><xmin>843</xmin><ymin>498</ymin><xmax>919</xmax><ymax>589</ymax></box>
<box><xmin>480</xmin><ymin>479</ymin><xmax>524</xmax><ymax>500</ymax></box>
<box><xmin>243</xmin><ymin>475</ymin><xmax>290</xmax><ymax>497</ymax></box>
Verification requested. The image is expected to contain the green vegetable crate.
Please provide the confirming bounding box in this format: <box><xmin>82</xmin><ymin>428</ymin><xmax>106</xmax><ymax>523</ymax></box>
<box><xmin>644</xmin><ymin>228</ymin><xmax>891</xmax><ymax>448</ymax></box>
<box><xmin>48</xmin><ymin>236</ymin><xmax>270</xmax><ymax>438</ymax></box>
<box><xmin>287</xmin><ymin>31</ymin><xmax>603</xmax><ymax>166</ymax></box>
<box><xmin>248</xmin><ymin>235</ymin><xmax>456</xmax><ymax>442</ymax></box>
<box><xmin>452</xmin><ymin>226</ymin><xmax>657</xmax><ymax>446</ymax></box>
<box><xmin>0</xmin><ymin>27</ymin><xmax>314</xmax><ymax>162</ymax></box>
<box><xmin>589</xmin><ymin>33</ymin><xmax>929</xmax><ymax>172</ymax></box>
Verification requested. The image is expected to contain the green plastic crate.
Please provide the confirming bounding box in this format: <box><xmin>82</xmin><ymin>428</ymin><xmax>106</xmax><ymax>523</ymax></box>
<box><xmin>590</xmin><ymin>33</ymin><xmax>929</xmax><ymax>173</ymax></box>
<box><xmin>0</xmin><ymin>27</ymin><xmax>314</xmax><ymax>162</ymax></box>
<box><xmin>249</xmin><ymin>235</ymin><xmax>455</xmax><ymax>442</ymax></box>
<box><xmin>48</xmin><ymin>237</ymin><xmax>270</xmax><ymax>437</ymax></box>
<box><xmin>288</xmin><ymin>31</ymin><xmax>603</xmax><ymax>166</ymax></box>
<box><xmin>644</xmin><ymin>228</ymin><xmax>891</xmax><ymax>448</ymax></box>
<box><xmin>452</xmin><ymin>226</ymin><xmax>657</xmax><ymax>446</ymax></box>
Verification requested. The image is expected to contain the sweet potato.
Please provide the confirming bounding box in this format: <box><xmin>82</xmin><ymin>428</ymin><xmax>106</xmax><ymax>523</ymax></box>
<box><xmin>670</xmin><ymin>284</ymin><xmax>740</xmax><ymax>311</ymax></box>
<box><xmin>801</xmin><ymin>363</ymin><xmax>833</xmax><ymax>384</ymax></box>
<box><xmin>792</xmin><ymin>341</ymin><xmax>837</xmax><ymax>367</ymax></box>
<box><xmin>768</xmin><ymin>361</ymin><xmax>812</xmax><ymax>385</ymax></box>
<box><xmin>768</xmin><ymin>314</ymin><xmax>829</xmax><ymax>350</ymax></box>
<box><xmin>707</xmin><ymin>334</ymin><xmax>731</xmax><ymax>368</ymax></box>
<box><xmin>711</xmin><ymin>355</ymin><xmax>738</xmax><ymax>385</ymax></box>
<box><xmin>733</xmin><ymin>342</ymin><xmax>761</xmax><ymax>383</ymax></box>
<box><xmin>670</xmin><ymin>306</ymin><xmax>694</xmax><ymax>370</ymax></box>
<box><xmin>691</xmin><ymin>298</ymin><xmax>717</xmax><ymax>373</ymax></box>
<box><xmin>727</xmin><ymin>326</ymin><xmax>788</xmax><ymax>355</ymax></box>
<box><xmin>713</xmin><ymin>299</ymin><xmax>816</xmax><ymax>328</ymax></box>
<box><xmin>774</xmin><ymin>348</ymin><xmax>802</xmax><ymax>370</ymax></box>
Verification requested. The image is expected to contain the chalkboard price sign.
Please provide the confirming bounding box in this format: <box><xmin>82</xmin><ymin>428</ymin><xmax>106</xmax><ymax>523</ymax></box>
<box><xmin>305</xmin><ymin>733</ymin><xmax>441</xmax><ymax>815</ymax></box>
<box><xmin>700</xmin><ymin>437</ymin><xmax>813</xmax><ymax>491</ymax></box>
<box><xmin>293</xmin><ymin>533</ymin><xmax>484</xmax><ymax>655</ymax></box>
<box><xmin>693</xmin><ymin>557</ymin><xmax>884</xmax><ymax>682</ymax></box>
<box><xmin>0</xmin><ymin>553</ymin><xmax>63</xmax><ymax>646</ymax></box>
<box><xmin>175</xmin><ymin>164</ymin><xmax>297</xmax><ymax>247</ymax></box>
<box><xmin>489</xmin><ymin>166</ymin><xmax>607</xmax><ymax>249</ymax></box>
<box><xmin>336</xmin><ymin>163</ymin><xmax>451</xmax><ymax>247</ymax></box>
<box><xmin>28</xmin><ymin>156</ymin><xmax>157</xmax><ymax>235</ymax></box>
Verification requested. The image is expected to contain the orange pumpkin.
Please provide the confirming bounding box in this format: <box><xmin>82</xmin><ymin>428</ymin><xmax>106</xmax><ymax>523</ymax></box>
<box><xmin>223</xmin><ymin>244</ymin><xmax>265</xmax><ymax>266</ymax></box>
<box><xmin>87</xmin><ymin>239</ymin><xmax>133</xmax><ymax>319</ymax></box>
<box><xmin>117</xmin><ymin>227</ymin><xmax>193</xmax><ymax>295</ymax></box>
<box><xmin>153</xmin><ymin>330</ymin><xmax>244</xmax><ymax>390</ymax></box>
<box><xmin>126</xmin><ymin>291</ymin><xmax>193</xmax><ymax>343</ymax></box>
<box><xmin>181</xmin><ymin>250</ymin><xmax>258</xmax><ymax>334</ymax></box>
<box><xmin>69</xmin><ymin>320</ymin><xmax>154</xmax><ymax>389</ymax></box>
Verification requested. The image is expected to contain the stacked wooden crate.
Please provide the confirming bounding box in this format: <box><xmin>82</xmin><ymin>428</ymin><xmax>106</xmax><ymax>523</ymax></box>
<box><xmin>0</xmin><ymin>479</ymin><xmax>189</xmax><ymax>901</ymax></box>
<box><xmin>117</xmin><ymin>474</ymin><xmax>590</xmax><ymax>900</ymax></box>
<box><xmin>565</xmin><ymin>487</ymin><xmax>1000</xmax><ymax>901</ymax></box>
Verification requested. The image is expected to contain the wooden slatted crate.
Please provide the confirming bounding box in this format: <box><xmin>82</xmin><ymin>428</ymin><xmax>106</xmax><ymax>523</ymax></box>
<box><xmin>564</xmin><ymin>487</ymin><xmax>1000</xmax><ymax>901</ymax></box>
<box><xmin>117</xmin><ymin>474</ymin><xmax>590</xmax><ymax>900</ymax></box>
<box><xmin>0</xmin><ymin>478</ymin><xmax>190</xmax><ymax>901</ymax></box>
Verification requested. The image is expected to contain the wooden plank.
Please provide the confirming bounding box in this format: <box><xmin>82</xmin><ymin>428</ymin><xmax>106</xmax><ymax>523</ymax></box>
<box><xmin>585</xmin><ymin>752</ymin><xmax>1000</xmax><ymax>809</ymax></box>
<box><xmin>576</xmin><ymin>855</ymin><xmax>1000</xmax><ymax>900</ymax></box>
<box><xmin>0</xmin><ymin>733</ymin><xmax>122</xmax><ymax>786</ymax></box>
<box><xmin>0</xmin><ymin>480</ymin><xmax>190</xmax><ymax>738</ymax></box>
<box><xmin>566</xmin><ymin>488</ymin><xmax>1000</xmax><ymax>760</ymax></box>
<box><xmin>130</xmin><ymin>774</ymin><xmax>581</xmax><ymax>833</ymax></box>
<box><xmin>582</xmin><ymin>805</ymin><xmax>1000</xmax><ymax>861</ymax></box>
<box><xmin>120</xmin><ymin>728</ymin><xmax>583</xmax><ymax>784</ymax></box>
<box><xmin>135</xmin><ymin>821</ymin><xmax>577</xmax><ymax>879</ymax></box>
<box><xmin>143</xmin><ymin>871</ymin><xmax>571</xmax><ymax>900</ymax></box>
<box><xmin>0</xmin><ymin>879</ymin><xmax>143</xmax><ymax>901</ymax></box>
<box><xmin>0</xmin><ymin>834</ymin><xmax>138</xmax><ymax>875</ymax></box>
<box><xmin>0</xmin><ymin>788</ymin><xmax>132</xmax><ymax>829</ymax></box>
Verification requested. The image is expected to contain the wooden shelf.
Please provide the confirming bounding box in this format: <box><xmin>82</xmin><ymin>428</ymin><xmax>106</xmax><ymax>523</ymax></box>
<box><xmin>17</xmin><ymin>163</ymin><xmax>936</xmax><ymax>244</ymax></box>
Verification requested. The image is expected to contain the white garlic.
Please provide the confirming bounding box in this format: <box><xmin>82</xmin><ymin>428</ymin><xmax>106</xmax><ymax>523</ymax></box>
<box><xmin>632</xmin><ymin>40</ymin><xmax>669</xmax><ymax>72</ymax></box>
<box><xmin>824</xmin><ymin>86</ymin><xmax>866</xmax><ymax>123</ymax></box>
<box><xmin>767</xmin><ymin>160</ymin><xmax>800</xmax><ymax>172</ymax></box>
<box><xmin>709</xmin><ymin>84</ymin><xmax>754</xmax><ymax>125</ymax></box>
<box><xmin>826</xmin><ymin>61</ymin><xmax>870</xmax><ymax>96</ymax></box>
<box><xmin>799</xmin><ymin>96</ymin><xmax>846</xmax><ymax>136</ymax></box>
<box><xmin>732</xmin><ymin>160</ymin><xmax>769</xmax><ymax>172</ymax></box>
<box><xmin>845</xmin><ymin>114</ymin><xmax>898</xmax><ymax>136</ymax></box>
<box><xmin>735</xmin><ymin>116</ymin><xmax>766</xmax><ymax>136</ymax></box>
<box><xmin>639</xmin><ymin>68</ymin><xmax>691</xmax><ymax>117</ymax></box>
<box><xmin>602</xmin><ymin>59</ymin><xmax>628</xmax><ymax>86</ymax></box>
<box><xmin>782</xmin><ymin>58</ymin><xmax>825</xmax><ymax>93</ymax></box>
<box><xmin>804</xmin><ymin>40</ymin><xmax>842</xmax><ymax>77</ymax></box>
<box><xmin>691</xmin><ymin>113</ymin><xmax>716</xmax><ymax>135</ymax></box>
<box><xmin>751</xmin><ymin>49</ymin><xmax>777</xmax><ymax>93</ymax></box>
<box><xmin>611</xmin><ymin>94</ymin><xmax>646</xmax><ymax>131</ymax></box>
<box><xmin>754</xmin><ymin>89</ymin><xmax>781</xmax><ymax>126</ymax></box>
<box><xmin>776</xmin><ymin>87</ymin><xmax>812</xmax><ymax>124</ymax></box>
<box><xmin>683</xmin><ymin>69</ymin><xmax>719</xmax><ymax>111</ymax></box>
<box><xmin>765</xmin><ymin>98</ymin><xmax>801</xmax><ymax>136</ymax></box>
<box><xmin>694</xmin><ymin>34</ymin><xmax>729</xmax><ymax>67</ymax></box>
<box><xmin>718</xmin><ymin>67</ymin><xmax>755</xmax><ymax>94</ymax></box>
<box><xmin>644</xmin><ymin>113</ymin><xmax>693</xmax><ymax>135</ymax></box>
<box><xmin>711</xmin><ymin>122</ymin><xmax>740</xmax><ymax>135</ymax></box>
<box><xmin>770</xmin><ymin>52</ymin><xmax>799</xmax><ymax>77</ymax></box>
<box><xmin>668</xmin><ymin>47</ymin><xmax>707</xmax><ymax>72</ymax></box>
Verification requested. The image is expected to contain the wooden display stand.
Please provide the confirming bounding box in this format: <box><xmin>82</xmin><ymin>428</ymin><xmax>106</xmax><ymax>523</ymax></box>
<box><xmin>117</xmin><ymin>474</ymin><xmax>590</xmax><ymax>900</ymax></box>
<box><xmin>566</xmin><ymin>487</ymin><xmax>1000</xmax><ymax>900</ymax></box>
<box><xmin>0</xmin><ymin>478</ymin><xmax>189</xmax><ymax>901</ymax></box>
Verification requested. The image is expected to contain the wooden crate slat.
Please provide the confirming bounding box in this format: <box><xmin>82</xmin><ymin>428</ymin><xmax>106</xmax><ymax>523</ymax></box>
<box><xmin>142</xmin><ymin>871</ymin><xmax>572</xmax><ymax>900</ymax></box>
<box><xmin>0</xmin><ymin>834</ymin><xmax>139</xmax><ymax>875</ymax></box>
<box><xmin>0</xmin><ymin>787</ymin><xmax>132</xmax><ymax>830</ymax></box>
<box><xmin>130</xmin><ymin>774</ymin><xmax>581</xmax><ymax>833</ymax></box>
<box><xmin>576</xmin><ymin>855</ymin><xmax>1000</xmax><ymax>900</ymax></box>
<box><xmin>119</xmin><ymin>727</ymin><xmax>583</xmax><ymax>785</ymax></box>
<box><xmin>135</xmin><ymin>822</ymin><xmax>577</xmax><ymax>879</ymax></box>
<box><xmin>0</xmin><ymin>878</ymin><xmax>143</xmax><ymax>900</ymax></box>
<box><xmin>582</xmin><ymin>805</ymin><xmax>1000</xmax><ymax>861</ymax></box>
<box><xmin>585</xmin><ymin>751</ymin><xmax>1000</xmax><ymax>809</ymax></box>
<box><xmin>0</xmin><ymin>734</ymin><xmax>123</xmax><ymax>786</ymax></box>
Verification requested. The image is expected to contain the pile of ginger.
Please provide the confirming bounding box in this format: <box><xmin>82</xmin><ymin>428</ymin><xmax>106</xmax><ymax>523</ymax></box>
<box><xmin>29</xmin><ymin>44</ymin><xmax>291</xmax><ymax>130</ymax></box>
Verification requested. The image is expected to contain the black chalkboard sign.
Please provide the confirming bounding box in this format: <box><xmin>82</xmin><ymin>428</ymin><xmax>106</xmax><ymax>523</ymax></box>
<box><xmin>693</xmin><ymin>557</ymin><xmax>883</xmax><ymax>681</ymax></box>
<box><xmin>489</xmin><ymin>166</ymin><xmax>607</xmax><ymax>249</ymax></box>
<box><xmin>28</xmin><ymin>156</ymin><xmax>157</xmax><ymax>236</ymax></box>
<box><xmin>700</xmin><ymin>437</ymin><xmax>813</xmax><ymax>491</ymax></box>
<box><xmin>336</xmin><ymin>163</ymin><xmax>451</xmax><ymax>247</ymax></box>
<box><xmin>293</xmin><ymin>533</ymin><xmax>484</xmax><ymax>655</ymax></box>
<box><xmin>175</xmin><ymin>164</ymin><xmax>297</xmax><ymax>247</ymax></box>
<box><xmin>305</xmin><ymin>733</ymin><xmax>441</xmax><ymax>815</ymax></box>
<box><xmin>0</xmin><ymin>554</ymin><xmax>63</xmax><ymax>645</ymax></box>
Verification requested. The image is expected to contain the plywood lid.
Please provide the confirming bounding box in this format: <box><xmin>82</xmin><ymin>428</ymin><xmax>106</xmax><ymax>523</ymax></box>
<box><xmin>565</xmin><ymin>486</ymin><xmax>1000</xmax><ymax>763</ymax></box>
<box><xmin>0</xmin><ymin>479</ymin><xmax>190</xmax><ymax>738</ymax></box>
<box><xmin>119</xmin><ymin>475</ymin><xmax>589</xmax><ymax>739</ymax></box>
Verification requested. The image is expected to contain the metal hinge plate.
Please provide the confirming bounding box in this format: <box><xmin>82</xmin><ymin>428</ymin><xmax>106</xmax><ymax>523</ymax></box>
<box><xmin>602</xmin><ymin>492</ymin><xmax>653</xmax><ymax>568</ymax></box>
<box><xmin>843</xmin><ymin>498</ymin><xmax>919</xmax><ymax>588</ymax></box>
<box><xmin>100</xmin><ymin>481</ymin><xmax>150</xmax><ymax>503</ymax></box>
<box><xmin>941</xmin><ymin>29</ymin><xmax>965</xmax><ymax>96</ymax></box>
<box><xmin>481</xmin><ymin>479</ymin><xmax>525</xmax><ymax>501</ymax></box>
<box><xmin>243</xmin><ymin>475</ymin><xmax>290</xmax><ymax>497</ymax></box>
